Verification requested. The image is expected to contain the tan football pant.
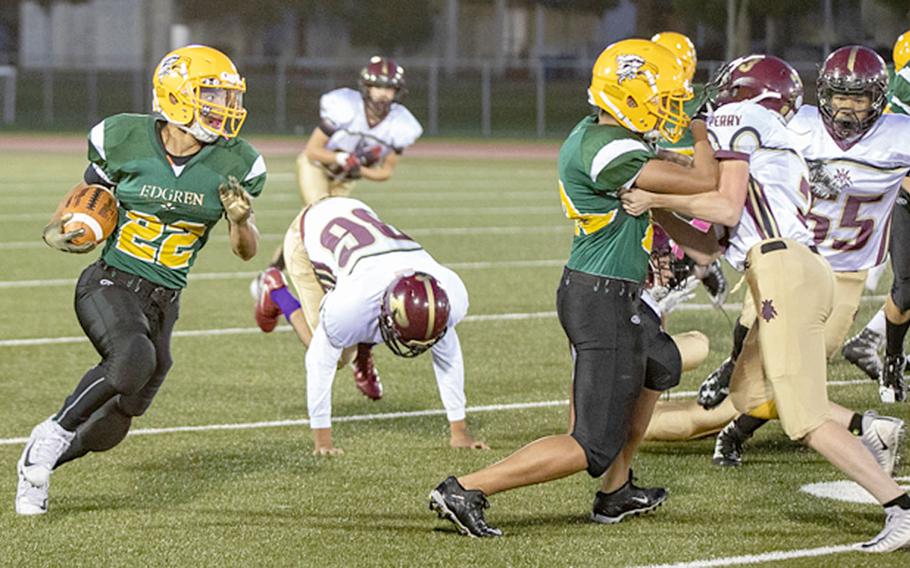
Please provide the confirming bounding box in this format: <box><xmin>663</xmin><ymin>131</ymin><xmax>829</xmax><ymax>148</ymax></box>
<box><xmin>282</xmin><ymin>208</ymin><xmax>356</xmax><ymax>367</ymax></box>
<box><xmin>645</xmin><ymin>265</ymin><xmax>865</xmax><ymax>442</ymax></box>
<box><xmin>739</xmin><ymin>268</ymin><xmax>867</xmax><ymax>359</ymax></box>
<box><xmin>297</xmin><ymin>155</ymin><xmax>356</xmax><ymax>205</ymax></box>
<box><xmin>729</xmin><ymin>240</ymin><xmax>834</xmax><ymax>440</ymax></box>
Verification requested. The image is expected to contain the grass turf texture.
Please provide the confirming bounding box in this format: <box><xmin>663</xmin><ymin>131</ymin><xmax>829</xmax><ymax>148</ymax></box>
<box><xmin>0</xmin><ymin>147</ymin><xmax>907</xmax><ymax>567</ymax></box>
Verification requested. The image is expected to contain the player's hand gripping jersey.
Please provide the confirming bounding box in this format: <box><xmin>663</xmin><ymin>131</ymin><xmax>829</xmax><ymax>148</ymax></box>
<box><xmin>788</xmin><ymin>105</ymin><xmax>910</xmax><ymax>270</ymax></box>
<box><xmin>708</xmin><ymin>101</ymin><xmax>813</xmax><ymax>270</ymax></box>
<box><xmin>302</xmin><ymin>197</ymin><xmax>469</xmax><ymax>428</ymax></box>
<box><xmin>89</xmin><ymin>114</ymin><xmax>266</xmax><ymax>288</ymax></box>
<box><xmin>318</xmin><ymin>88</ymin><xmax>422</xmax><ymax>175</ymax></box>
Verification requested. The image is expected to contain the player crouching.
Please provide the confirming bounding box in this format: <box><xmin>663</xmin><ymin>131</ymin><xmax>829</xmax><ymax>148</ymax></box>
<box><xmin>253</xmin><ymin>196</ymin><xmax>486</xmax><ymax>454</ymax></box>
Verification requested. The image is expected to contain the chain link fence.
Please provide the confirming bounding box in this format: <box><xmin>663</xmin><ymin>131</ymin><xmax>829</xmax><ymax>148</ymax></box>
<box><xmin>0</xmin><ymin>57</ymin><xmax>823</xmax><ymax>137</ymax></box>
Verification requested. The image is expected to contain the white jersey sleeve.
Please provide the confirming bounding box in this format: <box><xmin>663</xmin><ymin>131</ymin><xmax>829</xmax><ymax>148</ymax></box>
<box><xmin>305</xmin><ymin>324</ymin><xmax>345</xmax><ymax>429</ymax></box>
<box><xmin>708</xmin><ymin>101</ymin><xmax>813</xmax><ymax>271</ymax></box>
<box><xmin>707</xmin><ymin>101</ymin><xmax>764</xmax><ymax>160</ymax></box>
<box><xmin>384</xmin><ymin>105</ymin><xmax>423</xmax><ymax>152</ymax></box>
<box><xmin>430</xmin><ymin>329</ymin><xmax>467</xmax><ymax>423</ymax></box>
<box><xmin>319</xmin><ymin>88</ymin><xmax>358</xmax><ymax>134</ymax></box>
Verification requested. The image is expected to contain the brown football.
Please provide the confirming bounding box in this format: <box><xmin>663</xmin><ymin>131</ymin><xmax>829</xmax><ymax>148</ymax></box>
<box><xmin>60</xmin><ymin>184</ymin><xmax>119</xmax><ymax>246</ymax></box>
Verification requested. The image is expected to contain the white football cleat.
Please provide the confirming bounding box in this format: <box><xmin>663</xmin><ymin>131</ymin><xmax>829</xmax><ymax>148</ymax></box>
<box><xmin>860</xmin><ymin>505</ymin><xmax>910</xmax><ymax>553</ymax></box>
<box><xmin>861</xmin><ymin>411</ymin><xmax>905</xmax><ymax>476</ymax></box>
<box><xmin>19</xmin><ymin>417</ymin><xmax>74</xmax><ymax>487</ymax></box>
<box><xmin>15</xmin><ymin>463</ymin><xmax>48</xmax><ymax>516</ymax></box>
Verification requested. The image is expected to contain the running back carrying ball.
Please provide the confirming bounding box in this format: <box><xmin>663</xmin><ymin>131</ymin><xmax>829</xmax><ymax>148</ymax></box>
<box><xmin>59</xmin><ymin>184</ymin><xmax>119</xmax><ymax>246</ymax></box>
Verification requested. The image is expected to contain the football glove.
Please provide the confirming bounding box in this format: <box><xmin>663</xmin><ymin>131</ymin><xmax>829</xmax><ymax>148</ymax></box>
<box><xmin>42</xmin><ymin>213</ymin><xmax>96</xmax><ymax>254</ymax></box>
<box><xmin>218</xmin><ymin>175</ymin><xmax>252</xmax><ymax>224</ymax></box>
<box><xmin>334</xmin><ymin>151</ymin><xmax>362</xmax><ymax>179</ymax></box>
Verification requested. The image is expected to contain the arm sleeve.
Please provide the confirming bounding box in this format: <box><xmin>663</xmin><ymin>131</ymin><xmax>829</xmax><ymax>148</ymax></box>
<box><xmin>590</xmin><ymin>139</ymin><xmax>653</xmax><ymax>194</ymax></box>
<box><xmin>389</xmin><ymin>108</ymin><xmax>423</xmax><ymax>153</ymax></box>
<box><xmin>86</xmin><ymin>119</ymin><xmax>119</xmax><ymax>186</ymax></box>
<box><xmin>241</xmin><ymin>154</ymin><xmax>267</xmax><ymax>198</ymax></box>
<box><xmin>319</xmin><ymin>90</ymin><xmax>355</xmax><ymax>136</ymax></box>
<box><xmin>305</xmin><ymin>324</ymin><xmax>344</xmax><ymax>429</ymax></box>
<box><xmin>888</xmin><ymin>71</ymin><xmax>910</xmax><ymax>115</ymax></box>
<box><xmin>429</xmin><ymin>329</ymin><xmax>467</xmax><ymax>423</ymax></box>
<box><xmin>708</xmin><ymin>104</ymin><xmax>761</xmax><ymax>161</ymax></box>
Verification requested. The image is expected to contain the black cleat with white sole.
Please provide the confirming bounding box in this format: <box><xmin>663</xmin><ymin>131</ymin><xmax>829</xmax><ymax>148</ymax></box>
<box><xmin>591</xmin><ymin>475</ymin><xmax>667</xmax><ymax>524</ymax></box>
<box><xmin>429</xmin><ymin>476</ymin><xmax>502</xmax><ymax>537</ymax></box>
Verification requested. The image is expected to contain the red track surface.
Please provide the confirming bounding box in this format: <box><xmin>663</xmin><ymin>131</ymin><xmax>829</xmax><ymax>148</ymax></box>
<box><xmin>0</xmin><ymin>133</ymin><xmax>559</xmax><ymax>160</ymax></box>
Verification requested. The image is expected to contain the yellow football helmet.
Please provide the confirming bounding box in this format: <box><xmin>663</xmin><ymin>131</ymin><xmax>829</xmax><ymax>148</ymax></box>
<box><xmin>895</xmin><ymin>31</ymin><xmax>910</xmax><ymax>71</ymax></box>
<box><xmin>651</xmin><ymin>31</ymin><xmax>697</xmax><ymax>81</ymax></box>
<box><xmin>588</xmin><ymin>39</ymin><xmax>693</xmax><ymax>143</ymax></box>
<box><xmin>152</xmin><ymin>45</ymin><xmax>247</xmax><ymax>142</ymax></box>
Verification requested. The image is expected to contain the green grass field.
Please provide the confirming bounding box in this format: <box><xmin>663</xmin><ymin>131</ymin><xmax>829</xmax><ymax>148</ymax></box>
<box><xmin>0</xmin><ymin>144</ymin><xmax>907</xmax><ymax>567</ymax></box>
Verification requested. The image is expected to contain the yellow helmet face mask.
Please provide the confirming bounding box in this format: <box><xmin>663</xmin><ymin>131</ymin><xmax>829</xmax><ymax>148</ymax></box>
<box><xmin>152</xmin><ymin>45</ymin><xmax>247</xmax><ymax>142</ymax></box>
<box><xmin>651</xmin><ymin>31</ymin><xmax>697</xmax><ymax>82</ymax></box>
<box><xmin>588</xmin><ymin>39</ymin><xmax>693</xmax><ymax>144</ymax></box>
<box><xmin>895</xmin><ymin>31</ymin><xmax>910</xmax><ymax>72</ymax></box>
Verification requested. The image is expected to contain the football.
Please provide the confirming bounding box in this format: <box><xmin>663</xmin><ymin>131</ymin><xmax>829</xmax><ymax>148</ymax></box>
<box><xmin>60</xmin><ymin>184</ymin><xmax>119</xmax><ymax>246</ymax></box>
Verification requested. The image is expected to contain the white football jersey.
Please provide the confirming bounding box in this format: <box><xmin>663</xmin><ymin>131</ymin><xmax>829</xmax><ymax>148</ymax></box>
<box><xmin>707</xmin><ymin>101</ymin><xmax>814</xmax><ymax>271</ymax></box>
<box><xmin>302</xmin><ymin>196</ymin><xmax>424</xmax><ymax>282</ymax></box>
<box><xmin>319</xmin><ymin>88</ymin><xmax>423</xmax><ymax>159</ymax></box>
<box><xmin>788</xmin><ymin>105</ymin><xmax>910</xmax><ymax>271</ymax></box>
<box><xmin>301</xmin><ymin>197</ymin><xmax>469</xmax><ymax>429</ymax></box>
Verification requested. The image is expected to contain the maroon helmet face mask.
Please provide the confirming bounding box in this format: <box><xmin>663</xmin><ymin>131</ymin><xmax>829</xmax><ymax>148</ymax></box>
<box><xmin>359</xmin><ymin>56</ymin><xmax>406</xmax><ymax>121</ymax></box>
<box><xmin>379</xmin><ymin>271</ymin><xmax>450</xmax><ymax>358</ymax></box>
<box><xmin>710</xmin><ymin>54</ymin><xmax>804</xmax><ymax>122</ymax></box>
<box><xmin>816</xmin><ymin>46</ymin><xmax>888</xmax><ymax>149</ymax></box>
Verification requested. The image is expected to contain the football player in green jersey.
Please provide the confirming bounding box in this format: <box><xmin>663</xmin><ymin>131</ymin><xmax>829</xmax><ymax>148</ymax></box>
<box><xmin>15</xmin><ymin>45</ymin><xmax>266</xmax><ymax>516</ymax></box>
<box><xmin>428</xmin><ymin>38</ymin><xmax>719</xmax><ymax>537</ymax></box>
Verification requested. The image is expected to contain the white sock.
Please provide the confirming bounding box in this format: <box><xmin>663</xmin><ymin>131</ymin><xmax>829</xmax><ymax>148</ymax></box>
<box><xmin>867</xmin><ymin>308</ymin><xmax>887</xmax><ymax>336</ymax></box>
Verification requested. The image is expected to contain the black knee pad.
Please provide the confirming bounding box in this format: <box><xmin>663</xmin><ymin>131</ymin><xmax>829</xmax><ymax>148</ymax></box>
<box><xmin>572</xmin><ymin>432</ymin><xmax>624</xmax><ymax>478</ymax></box>
<box><xmin>892</xmin><ymin>282</ymin><xmax>910</xmax><ymax>313</ymax></box>
<box><xmin>104</xmin><ymin>335</ymin><xmax>157</xmax><ymax>396</ymax></box>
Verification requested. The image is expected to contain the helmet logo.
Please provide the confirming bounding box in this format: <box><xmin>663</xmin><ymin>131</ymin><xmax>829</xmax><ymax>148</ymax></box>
<box><xmin>389</xmin><ymin>293</ymin><xmax>410</xmax><ymax>329</ymax></box>
<box><xmin>616</xmin><ymin>55</ymin><xmax>645</xmax><ymax>84</ymax></box>
<box><xmin>220</xmin><ymin>71</ymin><xmax>241</xmax><ymax>85</ymax></box>
<box><xmin>157</xmin><ymin>54</ymin><xmax>183</xmax><ymax>80</ymax></box>
<box><xmin>737</xmin><ymin>57</ymin><xmax>761</xmax><ymax>73</ymax></box>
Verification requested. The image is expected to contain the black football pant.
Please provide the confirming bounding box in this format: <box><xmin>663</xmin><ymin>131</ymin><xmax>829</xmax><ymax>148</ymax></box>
<box><xmin>889</xmin><ymin>192</ymin><xmax>910</xmax><ymax>311</ymax></box>
<box><xmin>53</xmin><ymin>260</ymin><xmax>180</xmax><ymax>468</ymax></box>
<box><xmin>557</xmin><ymin>268</ymin><xmax>645</xmax><ymax>478</ymax></box>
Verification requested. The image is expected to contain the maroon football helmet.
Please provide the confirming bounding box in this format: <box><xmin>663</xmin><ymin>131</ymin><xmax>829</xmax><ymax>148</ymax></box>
<box><xmin>816</xmin><ymin>46</ymin><xmax>888</xmax><ymax>148</ymax></box>
<box><xmin>379</xmin><ymin>271</ymin><xmax>450</xmax><ymax>358</ymax></box>
<box><xmin>711</xmin><ymin>54</ymin><xmax>804</xmax><ymax>121</ymax></box>
<box><xmin>359</xmin><ymin>56</ymin><xmax>406</xmax><ymax>120</ymax></box>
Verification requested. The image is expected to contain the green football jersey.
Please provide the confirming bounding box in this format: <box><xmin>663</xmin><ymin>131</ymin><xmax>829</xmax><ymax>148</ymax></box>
<box><xmin>88</xmin><ymin>114</ymin><xmax>266</xmax><ymax>289</ymax></box>
<box><xmin>558</xmin><ymin>114</ymin><xmax>655</xmax><ymax>282</ymax></box>
<box><xmin>656</xmin><ymin>83</ymin><xmax>706</xmax><ymax>154</ymax></box>
<box><xmin>887</xmin><ymin>66</ymin><xmax>910</xmax><ymax>114</ymax></box>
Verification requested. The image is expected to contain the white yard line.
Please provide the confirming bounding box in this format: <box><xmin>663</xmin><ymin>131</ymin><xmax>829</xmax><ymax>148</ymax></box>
<box><xmin>630</xmin><ymin>543</ymin><xmax>861</xmax><ymax>567</ymax></box>
<box><xmin>0</xmin><ymin>379</ymin><xmax>869</xmax><ymax>446</ymax></box>
<box><xmin>0</xmin><ymin>225</ymin><xmax>569</xmax><ymax>250</ymax></box>
<box><xmin>0</xmin><ymin>259</ymin><xmax>566</xmax><ymax>289</ymax></box>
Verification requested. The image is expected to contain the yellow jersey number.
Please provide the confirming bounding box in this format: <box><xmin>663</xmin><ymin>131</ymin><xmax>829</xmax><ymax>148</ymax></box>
<box><xmin>115</xmin><ymin>210</ymin><xmax>207</xmax><ymax>269</ymax></box>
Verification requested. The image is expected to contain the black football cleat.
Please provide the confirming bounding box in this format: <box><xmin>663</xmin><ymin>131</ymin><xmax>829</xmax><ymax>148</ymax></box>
<box><xmin>429</xmin><ymin>476</ymin><xmax>502</xmax><ymax>538</ymax></box>
<box><xmin>842</xmin><ymin>328</ymin><xmax>884</xmax><ymax>382</ymax></box>
<box><xmin>701</xmin><ymin>259</ymin><xmax>728</xmax><ymax>307</ymax></box>
<box><xmin>591</xmin><ymin>474</ymin><xmax>667</xmax><ymax>524</ymax></box>
<box><xmin>712</xmin><ymin>420</ymin><xmax>748</xmax><ymax>467</ymax></box>
<box><xmin>881</xmin><ymin>353</ymin><xmax>907</xmax><ymax>404</ymax></box>
<box><xmin>697</xmin><ymin>357</ymin><xmax>734</xmax><ymax>409</ymax></box>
